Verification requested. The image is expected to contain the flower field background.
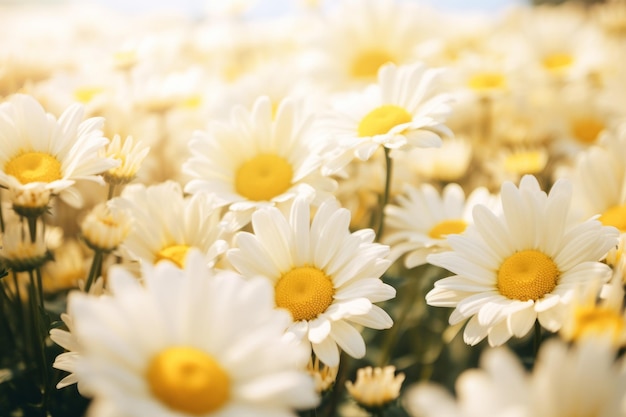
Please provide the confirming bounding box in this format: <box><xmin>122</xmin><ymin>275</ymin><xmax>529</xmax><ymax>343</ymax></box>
<box><xmin>1</xmin><ymin>0</ymin><xmax>626</xmax><ymax>416</ymax></box>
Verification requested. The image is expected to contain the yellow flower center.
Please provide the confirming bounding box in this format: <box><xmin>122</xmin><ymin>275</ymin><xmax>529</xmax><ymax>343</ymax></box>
<box><xmin>467</xmin><ymin>72</ymin><xmax>507</xmax><ymax>92</ymax></box>
<box><xmin>428</xmin><ymin>219</ymin><xmax>468</xmax><ymax>239</ymax></box>
<box><xmin>235</xmin><ymin>154</ymin><xmax>293</xmax><ymax>201</ymax></box>
<box><xmin>497</xmin><ymin>250</ymin><xmax>559</xmax><ymax>301</ymax></box>
<box><xmin>571</xmin><ymin>116</ymin><xmax>604</xmax><ymax>144</ymax></box>
<box><xmin>350</xmin><ymin>49</ymin><xmax>395</xmax><ymax>79</ymax></box>
<box><xmin>146</xmin><ymin>346</ymin><xmax>230</xmax><ymax>415</ymax></box>
<box><xmin>74</xmin><ymin>86</ymin><xmax>104</xmax><ymax>103</ymax></box>
<box><xmin>542</xmin><ymin>52</ymin><xmax>574</xmax><ymax>72</ymax></box>
<box><xmin>275</xmin><ymin>266</ymin><xmax>334</xmax><ymax>322</ymax></box>
<box><xmin>155</xmin><ymin>245</ymin><xmax>191</xmax><ymax>268</ymax></box>
<box><xmin>599</xmin><ymin>204</ymin><xmax>626</xmax><ymax>232</ymax></box>
<box><xmin>357</xmin><ymin>105</ymin><xmax>412</xmax><ymax>137</ymax></box>
<box><xmin>5</xmin><ymin>152</ymin><xmax>62</xmax><ymax>184</ymax></box>
<box><xmin>572</xmin><ymin>306</ymin><xmax>625</xmax><ymax>345</ymax></box>
<box><xmin>182</xmin><ymin>95</ymin><xmax>202</xmax><ymax>109</ymax></box>
<box><xmin>503</xmin><ymin>150</ymin><xmax>548</xmax><ymax>175</ymax></box>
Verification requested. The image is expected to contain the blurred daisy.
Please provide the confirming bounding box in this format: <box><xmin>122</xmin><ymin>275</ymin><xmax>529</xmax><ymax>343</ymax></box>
<box><xmin>404</xmin><ymin>346</ymin><xmax>529</xmax><ymax>417</ymax></box>
<box><xmin>321</xmin><ymin>62</ymin><xmax>452</xmax><ymax>174</ymax></box>
<box><xmin>571</xmin><ymin>126</ymin><xmax>626</xmax><ymax>230</ymax></box>
<box><xmin>80</xmin><ymin>202</ymin><xmax>132</xmax><ymax>253</ymax></box>
<box><xmin>0</xmin><ymin>94</ymin><xmax>117</xmax><ymax>211</ymax></box>
<box><xmin>112</xmin><ymin>181</ymin><xmax>228</xmax><ymax>269</ymax></box>
<box><xmin>405</xmin><ymin>338</ymin><xmax>626</xmax><ymax>417</ymax></box>
<box><xmin>560</xmin><ymin>272</ymin><xmax>626</xmax><ymax>349</ymax></box>
<box><xmin>384</xmin><ymin>183</ymin><xmax>496</xmax><ymax>269</ymax></box>
<box><xmin>426</xmin><ymin>175</ymin><xmax>618</xmax><ymax>346</ymax></box>
<box><xmin>227</xmin><ymin>197</ymin><xmax>395</xmax><ymax>366</ymax></box>
<box><xmin>67</xmin><ymin>251</ymin><xmax>319</xmax><ymax>417</ymax></box>
<box><xmin>184</xmin><ymin>96</ymin><xmax>335</xmax><ymax>226</ymax></box>
<box><xmin>312</xmin><ymin>0</ymin><xmax>434</xmax><ymax>85</ymax></box>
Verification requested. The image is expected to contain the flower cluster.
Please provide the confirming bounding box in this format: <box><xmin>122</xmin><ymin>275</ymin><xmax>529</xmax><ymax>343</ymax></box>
<box><xmin>2</xmin><ymin>0</ymin><xmax>626</xmax><ymax>416</ymax></box>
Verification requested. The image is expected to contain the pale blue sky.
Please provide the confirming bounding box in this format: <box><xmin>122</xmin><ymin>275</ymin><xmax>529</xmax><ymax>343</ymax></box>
<box><xmin>88</xmin><ymin>0</ymin><xmax>525</xmax><ymax>17</ymax></box>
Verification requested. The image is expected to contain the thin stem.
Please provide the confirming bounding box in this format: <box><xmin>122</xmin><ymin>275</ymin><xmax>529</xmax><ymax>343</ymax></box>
<box><xmin>107</xmin><ymin>183</ymin><xmax>116</xmax><ymax>200</ymax></box>
<box><xmin>26</xmin><ymin>216</ymin><xmax>45</xmax><ymax>309</ymax></box>
<box><xmin>85</xmin><ymin>250</ymin><xmax>104</xmax><ymax>293</ymax></box>
<box><xmin>0</xmin><ymin>190</ymin><xmax>5</xmax><ymax>233</ymax></box>
<box><xmin>533</xmin><ymin>320</ymin><xmax>542</xmax><ymax>359</ymax></box>
<box><xmin>28</xmin><ymin>272</ymin><xmax>49</xmax><ymax>411</ymax></box>
<box><xmin>376</xmin><ymin>148</ymin><xmax>393</xmax><ymax>242</ymax></box>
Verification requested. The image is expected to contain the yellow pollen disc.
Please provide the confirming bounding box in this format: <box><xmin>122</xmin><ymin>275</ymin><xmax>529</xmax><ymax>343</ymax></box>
<box><xmin>542</xmin><ymin>52</ymin><xmax>574</xmax><ymax>72</ymax></box>
<box><xmin>275</xmin><ymin>266</ymin><xmax>334</xmax><ymax>322</ymax></box>
<box><xmin>572</xmin><ymin>306</ymin><xmax>625</xmax><ymax>345</ymax></box>
<box><xmin>147</xmin><ymin>346</ymin><xmax>230</xmax><ymax>415</ymax></box>
<box><xmin>467</xmin><ymin>72</ymin><xmax>507</xmax><ymax>91</ymax></box>
<box><xmin>357</xmin><ymin>105</ymin><xmax>412</xmax><ymax>138</ymax></box>
<box><xmin>74</xmin><ymin>86</ymin><xmax>104</xmax><ymax>103</ymax></box>
<box><xmin>182</xmin><ymin>95</ymin><xmax>202</xmax><ymax>109</ymax></box>
<box><xmin>155</xmin><ymin>245</ymin><xmax>191</xmax><ymax>268</ymax></box>
<box><xmin>428</xmin><ymin>219</ymin><xmax>467</xmax><ymax>239</ymax></box>
<box><xmin>235</xmin><ymin>154</ymin><xmax>293</xmax><ymax>201</ymax></box>
<box><xmin>503</xmin><ymin>151</ymin><xmax>548</xmax><ymax>175</ymax></box>
<box><xmin>5</xmin><ymin>152</ymin><xmax>62</xmax><ymax>184</ymax></box>
<box><xmin>599</xmin><ymin>204</ymin><xmax>626</xmax><ymax>232</ymax></box>
<box><xmin>350</xmin><ymin>49</ymin><xmax>395</xmax><ymax>79</ymax></box>
<box><xmin>571</xmin><ymin>116</ymin><xmax>604</xmax><ymax>144</ymax></box>
<box><xmin>497</xmin><ymin>250</ymin><xmax>559</xmax><ymax>301</ymax></box>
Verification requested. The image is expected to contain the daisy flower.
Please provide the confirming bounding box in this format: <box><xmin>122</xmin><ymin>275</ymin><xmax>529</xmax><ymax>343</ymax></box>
<box><xmin>66</xmin><ymin>251</ymin><xmax>319</xmax><ymax>417</ymax></box>
<box><xmin>426</xmin><ymin>175</ymin><xmax>618</xmax><ymax>347</ymax></box>
<box><xmin>0</xmin><ymin>94</ymin><xmax>117</xmax><ymax>211</ymax></box>
<box><xmin>311</xmin><ymin>0</ymin><xmax>435</xmax><ymax>85</ymax></box>
<box><xmin>227</xmin><ymin>197</ymin><xmax>395</xmax><ymax>366</ymax></box>
<box><xmin>320</xmin><ymin>62</ymin><xmax>452</xmax><ymax>174</ymax></box>
<box><xmin>183</xmin><ymin>96</ymin><xmax>335</xmax><ymax>226</ymax></box>
<box><xmin>384</xmin><ymin>183</ymin><xmax>496</xmax><ymax>269</ymax></box>
<box><xmin>112</xmin><ymin>181</ymin><xmax>228</xmax><ymax>269</ymax></box>
<box><xmin>405</xmin><ymin>338</ymin><xmax>626</xmax><ymax>417</ymax></box>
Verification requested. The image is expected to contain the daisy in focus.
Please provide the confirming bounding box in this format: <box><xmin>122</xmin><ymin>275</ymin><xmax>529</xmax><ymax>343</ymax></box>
<box><xmin>426</xmin><ymin>175</ymin><xmax>618</xmax><ymax>347</ymax></box>
<box><xmin>227</xmin><ymin>197</ymin><xmax>395</xmax><ymax>366</ymax></box>
<box><xmin>112</xmin><ymin>181</ymin><xmax>228</xmax><ymax>269</ymax></box>
<box><xmin>65</xmin><ymin>251</ymin><xmax>319</xmax><ymax>417</ymax></box>
<box><xmin>0</xmin><ymin>94</ymin><xmax>117</xmax><ymax>212</ymax></box>
<box><xmin>384</xmin><ymin>183</ymin><xmax>496</xmax><ymax>269</ymax></box>
<box><xmin>183</xmin><ymin>96</ymin><xmax>335</xmax><ymax>226</ymax></box>
<box><xmin>320</xmin><ymin>62</ymin><xmax>452</xmax><ymax>174</ymax></box>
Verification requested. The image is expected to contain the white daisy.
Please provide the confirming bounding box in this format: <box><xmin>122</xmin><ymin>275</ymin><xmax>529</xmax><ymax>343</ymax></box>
<box><xmin>320</xmin><ymin>62</ymin><xmax>452</xmax><ymax>174</ymax></box>
<box><xmin>0</xmin><ymin>94</ymin><xmax>117</xmax><ymax>209</ymax></box>
<box><xmin>227</xmin><ymin>197</ymin><xmax>395</xmax><ymax>366</ymax></box>
<box><xmin>67</xmin><ymin>251</ymin><xmax>319</xmax><ymax>417</ymax></box>
<box><xmin>384</xmin><ymin>183</ymin><xmax>496</xmax><ymax>268</ymax></box>
<box><xmin>311</xmin><ymin>0</ymin><xmax>436</xmax><ymax>85</ymax></box>
<box><xmin>405</xmin><ymin>338</ymin><xmax>626</xmax><ymax>417</ymax></box>
<box><xmin>183</xmin><ymin>96</ymin><xmax>335</xmax><ymax>226</ymax></box>
<box><xmin>112</xmin><ymin>181</ymin><xmax>228</xmax><ymax>269</ymax></box>
<box><xmin>404</xmin><ymin>346</ymin><xmax>530</xmax><ymax>417</ymax></box>
<box><xmin>426</xmin><ymin>175</ymin><xmax>618</xmax><ymax>347</ymax></box>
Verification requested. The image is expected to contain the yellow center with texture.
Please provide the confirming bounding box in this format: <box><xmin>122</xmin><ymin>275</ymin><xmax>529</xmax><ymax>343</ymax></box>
<box><xmin>147</xmin><ymin>346</ymin><xmax>230</xmax><ymax>415</ymax></box>
<box><xmin>235</xmin><ymin>154</ymin><xmax>293</xmax><ymax>201</ymax></box>
<box><xmin>275</xmin><ymin>266</ymin><xmax>334</xmax><ymax>322</ymax></box>
<box><xmin>351</xmin><ymin>49</ymin><xmax>395</xmax><ymax>79</ymax></box>
<box><xmin>428</xmin><ymin>219</ymin><xmax>467</xmax><ymax>239</ymax></box>
<box><xmin>155</xmin><ymin>245</ymin><xmax>191</xmax><ymax>268</ymax></box>
<box><xmin>497</xmin><ymin>250</ymin><xmax>559</xmax><ymax>301</ymax></box>
<box><xmin>5</xmin><ymin>152</ymin><xmax>62</xmax><ymax>184</ymax></box>
<box><xmin>357</xmin><ymin>105</ymin><xmax>412</xmax><ymax>137</ymax></box>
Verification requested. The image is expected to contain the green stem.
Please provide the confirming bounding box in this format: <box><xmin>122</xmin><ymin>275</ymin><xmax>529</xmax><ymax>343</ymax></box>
<box><xmin>376</xmin><ymin>148</ymin><xmax>393</xmax><ymax>242</ymax></box>
<box><xmin>533</xmin><ymin>320</ymin><xmax>542</xmax><ymax>359</ymax></box>
<box><xmin>0</xmin><ymin>190</ymin><xmax>5</xmax><ymax>233</ymax></box>
<box><xmin>28</xmin><ymin>271</ymin><xmax>49</xmax><ymax>412</ymax></box>
<box><xmin>378</xmin><ymin>276</ymin><xmax>420</xmax><ymax>366</ymax></box>
<box><xmin>26</xmin><ymin>216</ymin><xmax>45</xmax><ymax>309</ymax></box>
<box><xmin>85</xmin><ymin>250</ymin><xmax>104</xmax><ymax>293</ymax></box>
